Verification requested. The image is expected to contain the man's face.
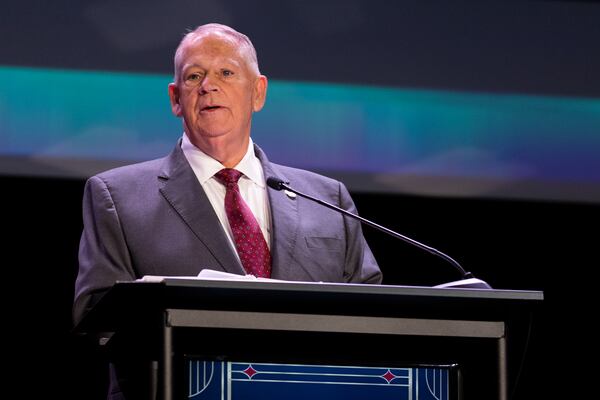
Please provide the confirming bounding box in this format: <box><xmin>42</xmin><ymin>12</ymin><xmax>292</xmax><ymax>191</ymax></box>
<box><xmin>168</xmin><ymin>33</ymin><xmax>267</xmax><ymax>151</ymax></box>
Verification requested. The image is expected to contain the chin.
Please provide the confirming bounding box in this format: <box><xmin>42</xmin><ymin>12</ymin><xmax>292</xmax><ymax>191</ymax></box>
<box><xmin>191</xmin><ymin>128</ymin><xmax>232</xmax><ymax>141</ymax></box>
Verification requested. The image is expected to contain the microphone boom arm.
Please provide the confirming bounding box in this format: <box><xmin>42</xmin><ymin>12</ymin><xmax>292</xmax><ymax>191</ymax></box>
<box><xmin>275</xmin><ymin>180</ymin><xmax>473</xmax><ymax>280</ymax></box>
<box><xmin>268</xmin><ymin>177</ymin><xmax>491</xmax><ymax>288</ymax></box>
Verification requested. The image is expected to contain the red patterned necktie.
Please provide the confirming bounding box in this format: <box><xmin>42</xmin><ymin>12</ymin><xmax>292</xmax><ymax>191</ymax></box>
<box><xmin>214</xmin><ymin>168</ymin><xmax>272</xmax><ymax>278</ymax></box>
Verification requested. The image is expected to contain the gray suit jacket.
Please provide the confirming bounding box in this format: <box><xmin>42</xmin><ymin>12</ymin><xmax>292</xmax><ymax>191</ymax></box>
<box><xmin>73</xmin><ymin>141</ymin><xmax>381</xmax><ymax>326</ymax></box>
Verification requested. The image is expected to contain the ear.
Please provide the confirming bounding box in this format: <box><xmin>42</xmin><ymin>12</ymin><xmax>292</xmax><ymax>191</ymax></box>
<box><xmin>168</xmin><ymin>83</ymin><xmax>182</xmax><ymax>117</ymax></box>
<box><xmin>252</xmin><ymin>75</ymin><xmax>268</xmax><ymax>112</ymax></box>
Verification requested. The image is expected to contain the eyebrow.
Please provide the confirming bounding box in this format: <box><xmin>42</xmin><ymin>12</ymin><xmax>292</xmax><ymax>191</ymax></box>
<box><xmin>182</xmin><ymin>58</ymin><xmax>243</xmax><ymax>72</ymax></box>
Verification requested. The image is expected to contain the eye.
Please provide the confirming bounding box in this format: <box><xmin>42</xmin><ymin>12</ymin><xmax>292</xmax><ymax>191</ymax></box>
<box><xmin>184</xmin><ymin>72</ymin><xmax>203</xmax><ymax>85</ymax></box>
<box><xmin>221</xmin><ymin>69</ymin><xmax>234</xmax><ymax>77</ymax></box>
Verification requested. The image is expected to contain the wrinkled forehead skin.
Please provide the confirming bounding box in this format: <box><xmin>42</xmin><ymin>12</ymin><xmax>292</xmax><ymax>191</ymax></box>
<box><xmin>174</xmin><ymin>24</ymin><xmax>260</xmax><ymax>81</ymax></box>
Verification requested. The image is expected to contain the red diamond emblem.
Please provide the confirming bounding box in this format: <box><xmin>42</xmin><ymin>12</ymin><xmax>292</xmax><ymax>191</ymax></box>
<box><xmin>382</xmin><ymin>369</ymin><xmax>396</xmax><ymax>383</ymax></box>
<box><xmin>242</xmin><ymin>365</ymin><xmax>258</xmax><ymax>379</ymax></box>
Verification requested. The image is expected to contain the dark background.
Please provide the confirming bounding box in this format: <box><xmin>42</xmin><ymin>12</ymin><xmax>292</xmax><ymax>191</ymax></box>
<box><xmin>2</xmin><ymin>0</ymin><xmax>599</xmax><ymax>98</ymax></box>
<box><xmin>3</xmin><ymin>0</ymin><xmax>599</xmax><ymax>398</ymax></box>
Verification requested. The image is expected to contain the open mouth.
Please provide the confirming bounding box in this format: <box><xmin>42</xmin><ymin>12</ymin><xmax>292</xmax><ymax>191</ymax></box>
<box><xmin>201</xmin><ymin>105</ymin><xmax>222</xmax><ymax>112</ymax></box>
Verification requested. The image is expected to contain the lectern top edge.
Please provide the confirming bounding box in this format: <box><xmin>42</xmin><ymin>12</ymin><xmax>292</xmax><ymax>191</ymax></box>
<box><xmin>75</xmin><ymin>277</ymin><xmax>543</xmax><ymax>337</ymax></box>
<box><xmin>125</xmin><ymin>277</ymin><xmax>544</xmax><ymax>301</ymax></box>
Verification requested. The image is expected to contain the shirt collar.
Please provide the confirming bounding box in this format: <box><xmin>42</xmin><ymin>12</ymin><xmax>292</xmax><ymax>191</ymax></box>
<box><xmin>181</xmin><ymin>133</ymin><xmax>264</xmax><ymax>187</ymax></box>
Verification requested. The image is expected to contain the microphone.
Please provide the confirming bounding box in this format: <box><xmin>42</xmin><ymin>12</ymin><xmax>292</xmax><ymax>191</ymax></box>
<box><xmin>267</xmin><ymin>176</ymin><xmax>491</xmax><ymax>289</ymax></box>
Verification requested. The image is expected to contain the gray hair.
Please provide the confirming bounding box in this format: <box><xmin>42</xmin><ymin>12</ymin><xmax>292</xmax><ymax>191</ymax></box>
<box><xmin>173</xmin><ymin>23</ymin><xmax>260</xmax><ymax>82</ymax></box>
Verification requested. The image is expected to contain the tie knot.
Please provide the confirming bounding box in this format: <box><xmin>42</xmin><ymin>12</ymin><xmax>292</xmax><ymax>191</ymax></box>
<box><xmin>215</xmin><ymin>168</ymin><xmax>242</xmax><ymax>187</ymax></box>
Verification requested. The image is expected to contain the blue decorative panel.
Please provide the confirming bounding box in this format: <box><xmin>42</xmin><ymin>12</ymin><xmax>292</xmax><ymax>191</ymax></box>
<box><xmin>188</xmin><ymin>361</ymin><xmax>451</xmax><ymax>400</ymax></box>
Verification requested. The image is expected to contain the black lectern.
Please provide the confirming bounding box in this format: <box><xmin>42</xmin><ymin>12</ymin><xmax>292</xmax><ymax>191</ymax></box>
<box><xmin>74</xmin><ymin>278</ymin><xmax>543</xmax><ymax>400</ymax></box>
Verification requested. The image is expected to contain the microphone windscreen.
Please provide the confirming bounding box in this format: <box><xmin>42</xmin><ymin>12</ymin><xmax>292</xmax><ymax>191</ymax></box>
<box><xmin>266</xmin><ymin>177</ymin><xmax>286</xmax><ymax>190</ymax></box>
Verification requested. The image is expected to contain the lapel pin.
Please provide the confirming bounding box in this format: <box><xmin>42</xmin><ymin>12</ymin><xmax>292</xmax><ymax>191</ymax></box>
<box><xmin>284</xmin><ymin>190</ymin><xmax>296</xmax><ymax>199</ymax></box>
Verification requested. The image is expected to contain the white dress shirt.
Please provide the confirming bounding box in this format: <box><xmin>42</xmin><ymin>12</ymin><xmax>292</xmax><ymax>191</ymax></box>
<box><xmin>181</xmin><ymin>133</ymin><xmax>272</xmax><ymax>259</ymax></box>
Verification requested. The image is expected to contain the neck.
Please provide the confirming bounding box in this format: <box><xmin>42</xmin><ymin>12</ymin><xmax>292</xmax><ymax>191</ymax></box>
<box><xmin>189</xmin><ymin>133</ymin><xmax>250</xmax><ymax>168</ymax></box>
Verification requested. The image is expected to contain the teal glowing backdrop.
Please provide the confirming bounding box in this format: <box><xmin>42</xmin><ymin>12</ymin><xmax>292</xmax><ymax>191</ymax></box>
<box><xmin>1</xmin><ymin>66</ymin><xmax>599</xmax><ymax>203</ymax></box>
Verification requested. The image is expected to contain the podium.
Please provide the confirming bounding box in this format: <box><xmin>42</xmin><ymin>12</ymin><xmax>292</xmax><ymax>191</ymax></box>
<box><xmin>74</xmin><ymin>278</ymin><xmax>543</xmax><ymax>400</ymax></box>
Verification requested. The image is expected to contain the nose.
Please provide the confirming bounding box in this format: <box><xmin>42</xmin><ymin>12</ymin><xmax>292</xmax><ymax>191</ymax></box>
<box><xmin>199</xmin><ymin>74</ymin><xmax>218</xmax><ymax>94</ymax></box>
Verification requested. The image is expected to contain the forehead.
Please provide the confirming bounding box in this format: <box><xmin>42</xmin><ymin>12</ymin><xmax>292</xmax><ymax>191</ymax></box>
<box><xmin>180</xmin><ymin>32</ymin><xmax>247</xmax><ymax>66</ymax></box>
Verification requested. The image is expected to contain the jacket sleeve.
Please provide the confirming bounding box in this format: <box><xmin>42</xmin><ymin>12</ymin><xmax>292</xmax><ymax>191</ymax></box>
<box><xmin>338</xmin><ymin>181</ymin><xmax>383</xmax><ymax>284</ymax></box>
<box><xmin>72</xmin><ymin>175</ymin><xmax>136</xmax><ymax>326</ymax></box>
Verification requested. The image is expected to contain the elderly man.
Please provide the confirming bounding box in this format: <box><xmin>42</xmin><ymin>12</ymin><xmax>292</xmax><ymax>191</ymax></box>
<box><xmin>74</xmin><ymin>23</ymin><xmax>381</xmax><ymax>399</ymax></box>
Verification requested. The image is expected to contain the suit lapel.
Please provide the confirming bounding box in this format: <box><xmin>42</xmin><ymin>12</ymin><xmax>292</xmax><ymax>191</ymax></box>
<box><xmin>157</xmin><ymin>142</ymin><xmax>244</xmax><ymax>275</ymax></box>
<box><xmin>255</xmin><ymin>145</ymin><xmax>300</xmax><ymax>280</ymax></box>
